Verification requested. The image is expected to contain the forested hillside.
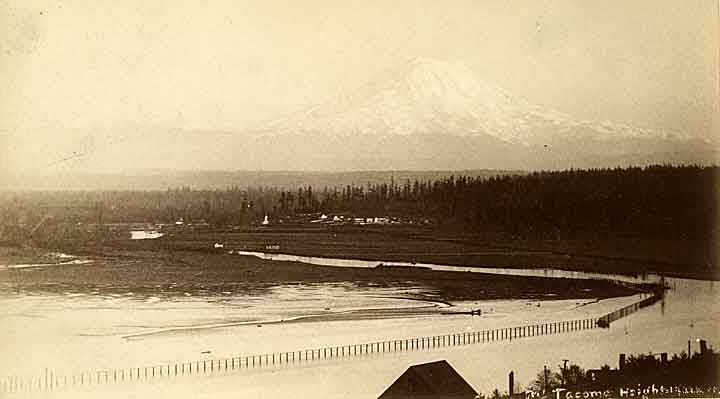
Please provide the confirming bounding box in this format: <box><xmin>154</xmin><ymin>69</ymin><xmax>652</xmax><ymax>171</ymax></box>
<box><xmin>1</xmin><ymin>165</ymin><xmax>716</xmax><ymax>242</ymax></box>
<box><xmin>288</xmin><ymin>164</ymin><xmax>716</xmax><ymax>239</ymax></box>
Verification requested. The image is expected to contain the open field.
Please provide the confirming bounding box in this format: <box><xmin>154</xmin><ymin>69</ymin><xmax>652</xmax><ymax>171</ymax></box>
<box><xmin>107</xmin><ymin>224</ymin><xmax>717</xmax><ymax>280</ymax></box>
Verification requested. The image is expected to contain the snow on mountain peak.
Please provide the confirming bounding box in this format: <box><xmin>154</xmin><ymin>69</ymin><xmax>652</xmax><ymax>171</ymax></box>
<box><xmin>265</xmin><ymin>57</ymin><xmax>664</xmax><ymax>145</ymax></box>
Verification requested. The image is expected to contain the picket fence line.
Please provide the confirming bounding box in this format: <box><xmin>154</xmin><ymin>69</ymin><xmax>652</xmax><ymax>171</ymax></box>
<box><xmin>596</xmin><ymin>291</ymin><xmax>664</xmax><ymax>327</ymax></box>
<box><xmin>2</xmin><ymin>288</ymin><xmax>665</xmax><ymax>395</ymax></box>
<box><xmin>1</xmin><ymin>318</ymin><xmax>600</xmax><ymax>394</ymax></box>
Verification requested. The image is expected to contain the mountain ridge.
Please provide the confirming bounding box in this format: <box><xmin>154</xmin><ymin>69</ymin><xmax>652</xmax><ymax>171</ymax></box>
<box><xmin>14</xmin><ymin>58</ymin><xmax>714</xmax><ymax>174</ymax></box>
<box><xmin>257</xmin><ymin>57</ymin><xmax>683</xmax><ymax>146</ymax></box>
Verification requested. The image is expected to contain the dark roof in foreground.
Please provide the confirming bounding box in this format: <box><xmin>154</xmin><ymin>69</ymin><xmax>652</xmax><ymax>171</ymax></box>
<box><xmin>378</xmin><ymin>360</ymin><xmax>479</xmax><ymax>399</ymax></box>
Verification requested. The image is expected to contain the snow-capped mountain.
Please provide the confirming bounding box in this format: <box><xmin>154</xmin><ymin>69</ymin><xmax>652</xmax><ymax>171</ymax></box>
<box><xmin>240</xmin><ymin>57</ymin><xmax>713</xmax><ymax>170</ymax></box>
<box><xmin>261</xmin><ymin>57</ymin><xmax>668</xmax><ymax>146</ymax></box>
<box><xmin>38</xmin><ymin>58</ymin><xmax>713</xmax><ymax>173</ymax></box>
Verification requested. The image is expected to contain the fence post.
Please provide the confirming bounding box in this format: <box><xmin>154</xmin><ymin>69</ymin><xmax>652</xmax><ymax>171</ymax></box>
<box><xmin>37</xmin><ymin>309</ymin><xmax>649</xmax><ymax>391</ymax></box>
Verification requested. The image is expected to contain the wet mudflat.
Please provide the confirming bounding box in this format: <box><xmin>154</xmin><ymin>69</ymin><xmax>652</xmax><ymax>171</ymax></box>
<box><xmin>0</xmin><ymin>247</ymin><xmax>641</xmax><ymax>301</ymax></box>
<box><xmin>0</xmin><ymin>247</ymin><xmax>713</xmax><ymax>398</ymax></box>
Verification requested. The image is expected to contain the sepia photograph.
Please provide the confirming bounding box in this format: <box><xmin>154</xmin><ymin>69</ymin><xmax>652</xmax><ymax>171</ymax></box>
<box><xmin>1</xmin><ymin>1</ymin><xmax>718</xmax><ymax>398</ymax></box>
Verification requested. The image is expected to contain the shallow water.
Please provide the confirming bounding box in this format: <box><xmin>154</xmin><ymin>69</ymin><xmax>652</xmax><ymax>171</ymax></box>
<box><xmin>235</xmin><ymin>250</ymin><xmax>664</xmax><ymax>284</ymax></box>
<box><xmin>0</xmin><ymin>254</ymin><xmax>716</xmax><ymax>398</ymax></box>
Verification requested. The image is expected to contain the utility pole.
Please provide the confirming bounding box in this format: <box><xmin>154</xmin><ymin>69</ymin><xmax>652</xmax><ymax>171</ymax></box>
<box><xmin>509</xmin><ymin>371</ymin><xmax>514</xmax><ymax>396</ymax></box>
<box><xmin>544</xmin><ymin>365</ymin><xmax>549</xmax><ymax>395</ymax></box>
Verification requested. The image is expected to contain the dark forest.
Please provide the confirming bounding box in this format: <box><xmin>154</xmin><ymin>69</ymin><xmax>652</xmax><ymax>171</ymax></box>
<box><xmin>1</xmin><ymin>165</ymin><xmax>716</xmax><ymax>244</ymax></box>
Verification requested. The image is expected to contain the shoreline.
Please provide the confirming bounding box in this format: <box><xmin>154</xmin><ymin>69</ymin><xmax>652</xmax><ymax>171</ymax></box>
<box><xmin>104</xmin><ymin>224</ymin><xmax>718</xmax><ymax>281</ymax></box>
<box><xmin>0</xmin><ymin>244</ymin><xmax>652</xmax><ymax>303</ymax></box>
<box><xmin>121</xmin><ymin>298</ymin><xmax>453</xmax><ymax>340</ymax></box>
<box><xmin>232</xmin><ymin>250</ymin><xmax>664</xmax><ymax>285</ymax></box>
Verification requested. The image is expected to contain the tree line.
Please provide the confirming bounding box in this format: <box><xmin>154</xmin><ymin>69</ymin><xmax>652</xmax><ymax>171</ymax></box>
<box><xmin>0</xmin><ymin>165</ymin><xmax>716</xmax><ymax>243</ymax></box>
<box><xmin>278</xmin><ymin>164</ymin><xmax>716</xmax><ymax>239</ymax></box>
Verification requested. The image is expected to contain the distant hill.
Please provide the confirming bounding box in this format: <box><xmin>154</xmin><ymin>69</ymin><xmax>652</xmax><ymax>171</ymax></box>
<box><xmin>1</xmin><ymin>169</ymin><xmax>522</xmax><ymax>191</ymax></box>
<box><xmin>7</xmin><ymin>58</ymin><xmax>715</xmax><ymax>176</ymax></box>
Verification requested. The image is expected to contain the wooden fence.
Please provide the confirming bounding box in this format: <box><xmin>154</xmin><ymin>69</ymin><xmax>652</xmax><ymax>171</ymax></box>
<box><xmin>596</xmin><ymin>291</ymin><xmax>663</xmax><ymax>327</ymax></box>
<box><xmin>2</xmin><ymin>289</ymin><xmax>667</xmax><ymax>396</ymax></box>
<box><xmin>1</xmin><ymin>317</ymin><xmax>599</xmax><ymax>395</ymax></box>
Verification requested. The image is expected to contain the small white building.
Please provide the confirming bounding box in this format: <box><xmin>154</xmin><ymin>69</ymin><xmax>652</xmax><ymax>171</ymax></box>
<box><xmin>130</xmin><ymin>230</ymin><xmax>165</xmax><ymax>240</ymax></box>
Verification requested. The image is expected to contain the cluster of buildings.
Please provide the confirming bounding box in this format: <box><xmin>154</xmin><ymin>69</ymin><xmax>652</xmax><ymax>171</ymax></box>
<box><xmin>309</xmin><ymin>214</ymin><xmax>395</xmax><ymax>225</ymax></box>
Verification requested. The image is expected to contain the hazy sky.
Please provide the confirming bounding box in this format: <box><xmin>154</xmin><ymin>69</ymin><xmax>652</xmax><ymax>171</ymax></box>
<box><xmin>1</xmin><ymin>0</ymin><xmax>718</xmax><ymax>173</ymax></box>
